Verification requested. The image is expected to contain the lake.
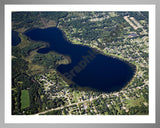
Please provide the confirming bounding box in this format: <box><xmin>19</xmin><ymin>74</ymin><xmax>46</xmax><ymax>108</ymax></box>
<box><xmin>24</xmin><ymin>27</ymin><xmax>136</xmax><ymax>93</ymax></box>
<box><xmin>12</xmin><ymin>30</ymin><xmax>21</xmax><ymax>46</ymax></box>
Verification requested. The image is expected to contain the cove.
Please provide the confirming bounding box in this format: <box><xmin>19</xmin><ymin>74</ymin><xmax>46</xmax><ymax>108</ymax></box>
<box><xmin>12</xmin><ymin>30</ymin><xmax>21</xmax><ymax>46</ymax></box>
<box><xmin>24</xmin><ymin>27</ymin><xmax>136</xmax><ymax>93</ymax></box>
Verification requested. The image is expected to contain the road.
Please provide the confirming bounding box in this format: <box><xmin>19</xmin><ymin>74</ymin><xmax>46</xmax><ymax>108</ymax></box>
<box><xmin>35</xmin><ymin>95</ymin><xmax>100</xmax><ymax>115</ymax></box>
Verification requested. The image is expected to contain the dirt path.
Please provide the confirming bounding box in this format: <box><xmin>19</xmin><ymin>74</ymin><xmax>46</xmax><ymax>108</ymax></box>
<box><xmin>130</xmin><ymin>17</ymin><xmax>143</xmax><ymax>28</ymax></box>
<box><xmin>124</xmin><ymin>16</ymin><xmax>138</xmax><ymax>30</ymax></box>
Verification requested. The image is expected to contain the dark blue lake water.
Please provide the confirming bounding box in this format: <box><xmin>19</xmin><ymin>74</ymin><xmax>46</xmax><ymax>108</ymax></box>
<box><xmin>12</xmin><ymin>30</ymin><xmax>21</xmax><ymax>46</ymax></box>
<box><xmin>24</xmin><ymin>27</ymin><xmax>136</xmax><ymax>93</ymax></box>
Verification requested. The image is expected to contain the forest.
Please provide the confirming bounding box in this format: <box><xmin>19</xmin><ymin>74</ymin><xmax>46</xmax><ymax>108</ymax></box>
<box><xmin>12</xmin><ymin>35</ymin><xmax>67</xmax><ymax>115</ymax></box>
<box><xmin>12</xmin><ymin>12</ymin><xmax>68</xmax><ymax>30</ymax></box>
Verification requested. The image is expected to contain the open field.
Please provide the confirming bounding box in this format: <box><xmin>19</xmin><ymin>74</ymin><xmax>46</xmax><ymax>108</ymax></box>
<box><xmin>21</xmin><ymin>90</ymin><xmax>30</xmax><ymax>109</ymax></box>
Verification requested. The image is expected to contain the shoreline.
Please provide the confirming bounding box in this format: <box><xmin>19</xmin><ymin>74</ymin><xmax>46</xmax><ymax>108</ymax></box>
<box><xmin>58</xmin><ymin>26</ymin><xmax>137</xmax><ymax>93</ymax></box>
<box><xmin>22</xmin><ymin>26</ymin><xmax>137</xmax><ymax>93</ymax></box>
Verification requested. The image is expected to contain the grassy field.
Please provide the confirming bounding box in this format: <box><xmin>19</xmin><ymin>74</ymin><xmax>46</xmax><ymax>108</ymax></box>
<box><xmin>125</xmin><ymin>96</ymin><xmax>145</xmax><ymax>108</ymax></box>
<box><xmin>21</xmin><ymin>90</ymin><xmax>30</xmax><ymax>109</ymax></box>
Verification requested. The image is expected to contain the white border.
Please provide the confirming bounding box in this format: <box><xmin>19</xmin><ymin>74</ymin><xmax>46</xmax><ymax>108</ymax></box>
<box><xmin>5</xmin><ymin>5</ymin><xmax>156</xmax><ymax>123</ymax></box>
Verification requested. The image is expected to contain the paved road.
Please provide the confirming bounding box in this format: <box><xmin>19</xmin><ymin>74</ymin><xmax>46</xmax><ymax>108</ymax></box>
<box><xmin>35</xmin><ymin>95</ymin><xmax>100</xmax><ymax>115</ymax></box>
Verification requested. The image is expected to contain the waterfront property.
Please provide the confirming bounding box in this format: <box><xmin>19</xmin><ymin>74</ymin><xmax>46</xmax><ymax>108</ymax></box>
<box><xmin>25</xmin><ymin>27</ymin><xmax>136</xmax><ymax>93</ymax></box>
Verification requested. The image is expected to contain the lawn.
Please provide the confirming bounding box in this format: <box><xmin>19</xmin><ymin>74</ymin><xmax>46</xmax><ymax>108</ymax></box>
<box><xmin>125</xmin><ymin>96</ymin><xmax>145</xmax><ymax>108</ymax></box>
<box><xmin>73</xmin><ymin>91</ymin><xmax>81</xmax><ymax>103</ymax></box>
<box><xmin>21</xmin><ymin>90</ymin><xmax>30</xmax><ymax>109</ymax></box>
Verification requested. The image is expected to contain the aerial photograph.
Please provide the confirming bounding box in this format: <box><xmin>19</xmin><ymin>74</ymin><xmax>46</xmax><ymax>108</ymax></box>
<box><xmin>12</xmin><ymin>11</ymin><xmax>149</xmax><ymax>115</ymax></box>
